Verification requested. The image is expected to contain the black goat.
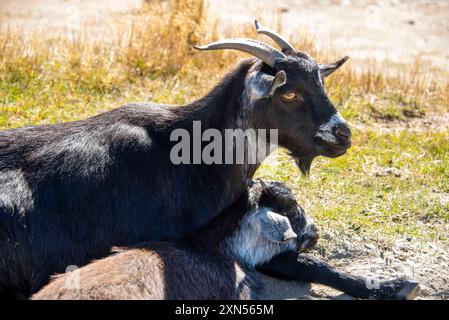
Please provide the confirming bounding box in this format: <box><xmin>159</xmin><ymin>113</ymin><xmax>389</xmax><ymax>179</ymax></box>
<box><xmin>32</xmin><ymin>181</ymin><xmax>418</xmax><ymax>300</ymax></box>
<box><xmin>1</xmin><ymin>22</ymin><xmax>351</xmax><ymax>297</ymax></box>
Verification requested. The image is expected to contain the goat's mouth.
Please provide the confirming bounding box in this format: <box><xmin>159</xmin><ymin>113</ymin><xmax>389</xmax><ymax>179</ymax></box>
<box><xmin>314</xmin><ymin>136</ymin><xmax>351</xmax><ymax>158</ymax></box>
<box><xmin>299</xmin><ymin>234</ymin><xmax>319</xmax><ymax>251</ymax></box>
<box><xmin>316</xmin><ymin>144</ymin><xmax>348</xmax><ymax>158</ymax></box>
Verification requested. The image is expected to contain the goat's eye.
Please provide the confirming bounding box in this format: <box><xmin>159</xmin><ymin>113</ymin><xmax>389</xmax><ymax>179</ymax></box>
<box><xmin>281</xmin><ymin>91</ymin><xmax>298</xmax><ymax>101</ymax></box>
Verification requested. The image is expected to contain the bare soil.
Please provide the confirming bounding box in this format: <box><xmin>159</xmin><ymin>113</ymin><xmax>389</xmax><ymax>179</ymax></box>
<box><xmin>1</xmin><ymin>0</ymin><xmax>448</xmax><ymax>71</ymax></box>
<box><xmin>351</xmin><ymin>112</ymin><xmax>449</xmax><ymax>133</ymax></box>
<box><xmin>210</xmin><ymin>0</ymin><xmax>449</xmax><ymax>72</ymax></box>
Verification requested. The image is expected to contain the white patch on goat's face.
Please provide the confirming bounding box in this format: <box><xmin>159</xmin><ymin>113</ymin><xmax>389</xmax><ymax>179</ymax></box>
<box><xmin>258</xmin><ymin>208</ymin><xmax>297</xmax><ymax>243</ymax></box>
<box><xmin>304</xmin><ymin>216</ymin><xmax>315</xmax><ymax>235</ymax></box>
<box><xmin>315</xmin><ymin>112</ymin><xmax>346</xmax><ymax>145</ymax></box>
<box><xmin>225</xmin><ymin>207</ymin><xmax>297</xmax><ymax>268</ymax></box>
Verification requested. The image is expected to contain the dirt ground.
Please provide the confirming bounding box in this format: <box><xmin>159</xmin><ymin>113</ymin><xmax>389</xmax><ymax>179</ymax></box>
<box><xmin>0</xmin><ymin>0</ymin><xmax>448</xmax><ymax>300</ymax></box>
<box><xmin>210</xmin><ymin>0</ymin><xmax>449</xmax><ymax>71</ymax></box>
<box><xmin>1</xmin><ymin>0</ymin><xmax>448</xmax><ymax>70</ymax></box>
<box><xmin>260</xmin><ymin>233</ymin><xmax>449</xmax><ymax>300</ymax></box>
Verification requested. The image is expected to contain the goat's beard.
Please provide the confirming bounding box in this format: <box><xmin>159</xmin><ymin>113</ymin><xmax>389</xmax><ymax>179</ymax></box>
<box><xmin>284</xmin><ymin>141</ymin><xmax>317</xmax><ymax>175</ymax></box>
<box><xmin>291</xmin><ymin>152</ymin><xmax>317</xmax><ymax>176</ymax></box>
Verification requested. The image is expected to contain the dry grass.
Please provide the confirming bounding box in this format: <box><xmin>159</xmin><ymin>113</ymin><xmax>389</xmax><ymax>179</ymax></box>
<box><xmin>0</xmin><ymin>0</ymin><xmax>448</xmax><ymax>242</ymax></box>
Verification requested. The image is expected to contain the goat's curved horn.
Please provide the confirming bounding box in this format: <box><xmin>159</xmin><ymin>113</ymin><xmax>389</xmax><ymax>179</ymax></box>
<box><xmin>254</xmin><ymin>20</ymin><xmax>296</xmax><ymax>55</ymax></box>
<box><xmin>194</xmin><ymin>38</ymin><xmax>285</xmax><ymax>68</ymax></box>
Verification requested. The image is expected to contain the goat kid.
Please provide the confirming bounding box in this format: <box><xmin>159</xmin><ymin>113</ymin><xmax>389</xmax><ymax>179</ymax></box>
<box><xmin>33</xmin><ymin>181</ymin><xmax>418</xmax><ymax>300</ymax></box>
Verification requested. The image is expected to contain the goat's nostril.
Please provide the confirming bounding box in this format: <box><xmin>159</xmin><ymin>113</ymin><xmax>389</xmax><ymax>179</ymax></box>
<box><xmin>335</xmin><ymin>126</ymin><xmax>351</xmax><ymax>140</ymax></box>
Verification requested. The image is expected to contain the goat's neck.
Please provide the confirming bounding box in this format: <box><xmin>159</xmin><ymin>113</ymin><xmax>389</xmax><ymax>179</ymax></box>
<box><xmin>167</xmin><ymin>59</ymin><xmax>275</xmax><ymax>171</ymax></box>
<box><xmin>169</xmin><ymin>60</ymin><xmax>268</xmax><ymax>131</ymax></box>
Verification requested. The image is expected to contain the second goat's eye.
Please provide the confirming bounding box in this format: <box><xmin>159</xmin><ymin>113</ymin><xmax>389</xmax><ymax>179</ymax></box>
<box><xmin>282</xmin><ymin>91</ymin><xmax>298</xmax><ymax>101</ymax></box>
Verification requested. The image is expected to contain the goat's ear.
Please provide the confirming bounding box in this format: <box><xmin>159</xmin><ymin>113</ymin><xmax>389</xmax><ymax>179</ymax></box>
<box><xmin>246</xmin><ymin>70</ymin><xmax>286</xmax><ymax>101</ymax></box>
<box><xmin>258</xmin><ymin>178</ymin><xmax>269</xmax><ymax>192</ymax></box>
<box><xmin>267</xmin><ymin>70</ymin><xmax>287</xmax><ymax>97</ymax></box>
<box><xmin>319</xmin><ymin>56</ymin><xmax>350</xmax><ymax>78</ymax></box>
<box><xmin>258</xmin><ymin>208</ymin><xmax>297</xmax><ymax>243</ymax></box>
<box><xmin>258</xmin><ymin>178</ymin><xmax>276</xmax><ymax>198</ymax></box>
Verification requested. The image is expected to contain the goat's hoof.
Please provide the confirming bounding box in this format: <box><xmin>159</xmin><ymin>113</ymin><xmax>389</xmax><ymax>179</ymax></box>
<box><xmin>376</xmin><ymin>278</ymin><xmax>420</xmax><ymax>300</ymax></box>
<box><xmin>393</xmin><ymin>279</ymin><xmax>420</xmax><ymax>300</ymax></box>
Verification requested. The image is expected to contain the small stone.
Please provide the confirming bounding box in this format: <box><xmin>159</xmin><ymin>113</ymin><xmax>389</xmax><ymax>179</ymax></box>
<box><xmin>364</xmin><ymin>243</ymin><xmax>377</xmax><ymax>251</ymax></box>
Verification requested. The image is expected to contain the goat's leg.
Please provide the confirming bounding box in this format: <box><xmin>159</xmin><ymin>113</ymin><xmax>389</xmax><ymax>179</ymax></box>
<box><xmin>257</xmin><ymin>251</ymin><xmax>419</xmax><ymax>300</ymax></box>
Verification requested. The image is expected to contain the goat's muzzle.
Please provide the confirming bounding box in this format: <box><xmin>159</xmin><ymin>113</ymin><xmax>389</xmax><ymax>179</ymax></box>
<box><xmin>314</xmin><ymin>115</ymin><xmax>352</xmax><ymax>158</ymax></box>
<box><xmin>299</xmin><ymin>223</ymin><xmax>319</xmax><ymax>251</ymax></box>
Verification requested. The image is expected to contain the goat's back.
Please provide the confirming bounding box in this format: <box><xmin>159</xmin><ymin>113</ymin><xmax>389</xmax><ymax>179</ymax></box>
<box><xmin>0</xmin><ymin>105</ymin><xmax>170</xmax><ymax>294</ymax></box>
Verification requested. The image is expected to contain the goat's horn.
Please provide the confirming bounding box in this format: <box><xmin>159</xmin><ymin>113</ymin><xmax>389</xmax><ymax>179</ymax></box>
<box><xmin>254</xmin><ymin>20</ymin><xmax>296</xmax><ymax>55</ymax></box>
<box><xmin>194</xmin><ymin>38</ymin><xmax>285</xmax><ymax>68</ymax></box>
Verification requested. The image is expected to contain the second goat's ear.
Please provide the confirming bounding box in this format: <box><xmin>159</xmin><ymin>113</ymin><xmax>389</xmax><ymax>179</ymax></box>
<box><xmin>319</xmin><ymin>56</ymin><xmax>350</xmax><ymax>78</ymax></box>
<box><xmin>258</xmin><ymin>208</ymin><xmax>297</xmax><ymax>243</ymax></box>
